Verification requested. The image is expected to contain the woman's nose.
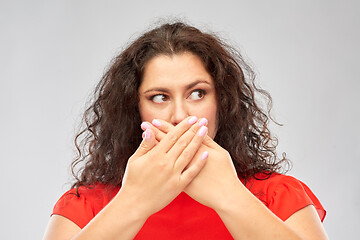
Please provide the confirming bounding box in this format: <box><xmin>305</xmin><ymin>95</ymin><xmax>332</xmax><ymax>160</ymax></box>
<box><xmin>170</xmin><ymin>100</ymin><xmax>189</xmax><ymax>126</ymax></box>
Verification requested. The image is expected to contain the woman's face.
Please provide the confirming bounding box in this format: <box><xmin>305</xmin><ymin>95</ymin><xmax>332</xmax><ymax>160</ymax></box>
<box><xmin>138</xmin><ymin>52</ymin><xmax>218</xmax><ymax>139</ymax></box>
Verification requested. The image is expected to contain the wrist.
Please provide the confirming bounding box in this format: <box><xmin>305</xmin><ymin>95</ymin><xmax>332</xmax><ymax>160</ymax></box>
<box><xmin>213</xmin><ymin>179</ymin><xmax>246</xmax><ymax>214</ymax></box>
<box><xmin>114</xmin><ymin>187</ymin><xmax>151</xmax><ymax>223</ymax></box>
<box><xmin>77</xmin><ymin>186</ymin><xmax>150</xmax><ymax>239</ymax></box>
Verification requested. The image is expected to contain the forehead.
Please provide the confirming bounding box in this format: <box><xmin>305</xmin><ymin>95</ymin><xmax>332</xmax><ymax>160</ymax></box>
<box><xmin>139</xmin><ymin>52</ymin><xmax>214</xmax><ymax>90</ymax></box>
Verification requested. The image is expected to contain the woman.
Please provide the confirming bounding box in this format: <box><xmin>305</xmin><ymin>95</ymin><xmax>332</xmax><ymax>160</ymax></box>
<box><xmin>43</xmin><ymin>22</ymin><xmax>328</xmax><ymax>239</ymax></box>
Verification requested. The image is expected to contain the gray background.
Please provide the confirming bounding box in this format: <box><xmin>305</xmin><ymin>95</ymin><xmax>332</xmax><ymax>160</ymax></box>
<box><xmin>1</xmin><ymin>0</ymin><xmax>359</xmax><ymax>239</ymax></box>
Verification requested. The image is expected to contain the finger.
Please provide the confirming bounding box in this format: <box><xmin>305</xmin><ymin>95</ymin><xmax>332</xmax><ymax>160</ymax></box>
<box><xmin>182</xmin><ymin>145</ymin><xmax>208</xmax><ymax>171</ymax></box>
<box><xmin>151</xmin><ymin>119</ymin><xmax>173</xmax><ymax>142</ymax></box>
<box><xmin>152</xmin><ymin>117</ymin><xmax>208</xmax><ymax>143</ymax></box>
<box><xmin>166</xmin><ymin>120</ymin><xmax>206</xmax><ymax>163</ymax></box>
<box><xmin>179</xmin><ymin>151</ymin><xmax>209</xmax><ymax>187</ymax></box>
<box><xmin>154</xmin><ymin>116</ymin><xmax>199</xmax><ymax>153</ymax></box>
<box><xmin>173</xmin><ymin>125</ymin><xmax>208</xmax><ymax>172</ymax></box>
<box><xmin>132</xmin><ymin>128</ymin><xmax>156</xmax><ymax>157</ymax></box>
<box><xmin>202</xmin><ymin>135</ymin><xmax>220</xmax><ymax>149</ymax></box>
<box><xmin>152</xmin><ymin>118</ymin><xmax>208</xmax><ymax>134</ymax></box>
<box><xmin>141</xmin><ymin>121</ymin><xmax>166</xmax><ymax>142</ymax></box>
<box><xmin>151</xmin><ymin>119</ymin><xmax>174</xmax><ymax>134</ymax></box>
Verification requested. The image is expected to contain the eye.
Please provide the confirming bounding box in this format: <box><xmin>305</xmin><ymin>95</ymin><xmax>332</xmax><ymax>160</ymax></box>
<box><xmin>188</xmin><ymin>90</ymin><xmax>206</xmax><ymax>100</ymax></box>
<box><xmin>151</xmin><ymin>94</ymin><xmax>168</xmax><ymax>103</ymax></box>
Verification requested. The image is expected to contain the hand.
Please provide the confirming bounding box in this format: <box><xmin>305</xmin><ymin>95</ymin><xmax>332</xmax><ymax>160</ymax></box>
<box><xmin>120</xmin><ymin>116</ymin><xmax>209</xmax><ymax>218</ymax></box>
<box><xmin>147</xmin><ymin>119</ymin><xmax>241</xmax><ymax>211</ymax></box>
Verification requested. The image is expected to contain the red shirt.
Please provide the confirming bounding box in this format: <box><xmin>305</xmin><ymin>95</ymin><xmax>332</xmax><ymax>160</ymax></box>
<box><xmin>52</xmin><ymin>173</ymin><xmax>326</xmax><ymax>239</ymax></box>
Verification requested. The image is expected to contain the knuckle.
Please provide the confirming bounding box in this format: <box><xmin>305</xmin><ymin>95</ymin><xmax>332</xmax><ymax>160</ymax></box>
<box><xmin>181</xmin><ymin>149</ymin><xmax>191</xmax><ymax>159</ymax></box>
<box><xmin>190</xmin><ymin>126</ymin><xmax>199</xmax><ymax>135</ymax></box>
<box><xmin>177</xmin><ymin>139</ymin><xmax>188</xmax><ymax>149</ymax></box>
<box><xmin>157</xmin><ymin>159</ymin><xmax>171</xmax><ymax>171</ymax></box>
<box><xmin>184</xmin><ymin>169</ymin><xmax>196</xmax><ymax>181</ymax></box>
<box><xmin>140</xmin><ymin>143</ymin><xmax>150</xmax><ymax>151</ymax></box>
<box><xmin>158</xmin><ymin>160</ymin><xmax>167</xmax><ymax>169</ymax></box>
<box><xmin>164</xmin><ymin>125</ymin><xmax>172</xmax><ymax>133</ymax></box>
<box><xmin>169</xmin><ymin>133</ymin><xmax>178</xmax><ymax>144</ymax></box>
<box><xmin>128</xmin><ymin>155</ymin><xmax>135</xmax><ymax>162</ymax></box>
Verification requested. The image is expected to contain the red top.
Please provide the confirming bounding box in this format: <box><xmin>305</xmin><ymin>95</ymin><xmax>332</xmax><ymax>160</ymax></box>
<box><xmin>52</xmin><ymin>173</ymin><xmax>326</xmax><ymax>239</ymax></box>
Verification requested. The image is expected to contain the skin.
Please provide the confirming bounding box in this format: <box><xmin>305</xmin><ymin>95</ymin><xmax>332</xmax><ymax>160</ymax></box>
<box><xmin>138</xmin><ymin>52</ymin><xmax>218</xmax><ymax>139</ymax></box>
<box><xmin>44</xmin><ymin>117</ymin><xmax>209</xmax><ymax>240</ymax></box>
<box><xmin>138</xmin><ymin>52</ymin><xmax>328</xmax><ymax>239</ymax></box>
<box><xmin>150</xmin><ymin>119</ymin><xmax>329</xmax><ymax>240</ymax></box>
<box><xmin>43</xmin><ymin>52</ymin><xmax>328</xmax><ymax>240</ymax></box>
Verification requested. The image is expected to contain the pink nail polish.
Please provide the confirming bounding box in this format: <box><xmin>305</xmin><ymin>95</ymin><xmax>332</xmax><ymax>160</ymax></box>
<box><xmin>198</xmin><ymin>126</ymin><xmax>208</xmax><ymax>136</ymax></box>
<box><xmin>152</xmin><ymin>119</ymin><xmax>162</xmax><ymax>127</ymax></box>
<box><xmin>188</xmin><ymin>116</ymin><xmax>198</xmax><ymax>124</ymax></box>
<box><xmin>201</xmin><ymin>151</ymin><xmax>209</xmax><ymax>160</ymax></box>
<box><xmin>141</xmin><ymin>122</ymin><xmax>151</xmax><ymax>130</ymax></box>
<box><xmin>144</xmin><ymin>129</ymin><xmax>151</xmax><ymax>140</ymax></box>
<box><xmin>198</xmin><ymin>118</ymin><xmax>208</xmax><ymax>126</ymax></box>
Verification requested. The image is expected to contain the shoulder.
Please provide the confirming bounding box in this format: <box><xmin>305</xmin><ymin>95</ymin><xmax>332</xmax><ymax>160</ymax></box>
<box><xmin>52</xmin><ymin>184</ymin><xmax>119</xmax><ymax>228</ymax></box>
<box><xmin>243</xmin><ymin>172</ymin><xmax>326</xmax><ymax>222</ymax></box>
<box><xmin>54</xmin><ymin>184</ymin><xmax>118</xmax><ymax>208</ymax></box>
<box><xmin>243</xmin><ymin>172</ymin><xmax>303</xmax><ymax>195</ymax></box>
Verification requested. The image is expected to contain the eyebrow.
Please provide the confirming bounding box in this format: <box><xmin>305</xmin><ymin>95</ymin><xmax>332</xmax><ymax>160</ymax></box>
<box><xmin>143</xmin><ymin>80</ymin><xmax>211</xmax><ymax>94</ymax></box>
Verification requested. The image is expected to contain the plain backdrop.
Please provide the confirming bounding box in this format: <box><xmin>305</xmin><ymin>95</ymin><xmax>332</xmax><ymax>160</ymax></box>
<box><xmin>1</xmin><ymin>0</ymin><xmax>359</xmax><ymax>239</ymax></box>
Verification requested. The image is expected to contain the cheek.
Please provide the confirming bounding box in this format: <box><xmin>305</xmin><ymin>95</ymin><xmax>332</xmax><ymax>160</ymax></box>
<box><xmin>140</xmin><ymin>110</ymin><xmax>154</xmax><ymax>122</ymax></box>
<box><xmin>207</xmin><ymin>108</ymin><xmax>218</xmax><ymax>139</ymax></box>
<box><xmin>195</xmin><ymin>103</ymin><xmax>218</xmax><ymax>139</ymax></box>
<box><xmin>138</xmin><ymin>100</ymin><xmax>153</xmax><ymax>122</ymax></box>
<box><xmin>139</xmin><ymin>100</ymin><xmax>168</xmax><ymax>123</ymax></box>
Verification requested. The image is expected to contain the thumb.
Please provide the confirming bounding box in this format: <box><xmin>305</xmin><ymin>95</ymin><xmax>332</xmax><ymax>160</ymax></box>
<box><xmin>202</xmin><ymin>135</ymin><xmax>218</xmax><ymax>149</ymax></box>
<box><xmin>133</xmin><ymin>128</ymin><xmax>156</xmax><ymax>157</ymax></box>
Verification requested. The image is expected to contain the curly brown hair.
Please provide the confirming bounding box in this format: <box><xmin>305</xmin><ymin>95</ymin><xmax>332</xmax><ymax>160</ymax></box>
<box><xmin>71</xmin><ymin>21</ymin><xmax>289</xmax><ymax>190</ymax></box>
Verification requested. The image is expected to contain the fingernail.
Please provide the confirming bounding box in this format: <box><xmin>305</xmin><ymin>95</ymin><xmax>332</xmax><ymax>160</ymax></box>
<box><xmin>141</xmin><ymin>122</ymin><xmax>151</xmax><ymax>130</ymax></box>
<box><xmin>201</xmin><ymin>151</ymin><xmax>209</xmax><ymax>160</ymax></box>
<box><xmin>198</xmin><ymin>126</ymin><xmax>208</xmax><ymax>136</ymax></box>
<box><xmin>152</xmin><ymin>119</ymin><xmax>161</xmax><ymax>127</ymax></box>
<box><xmin>144</xmin><ymin>129</ymin><xmax>151</xmax><ymax>140</ymax></box>
<box><xmin>198</xmin><ymin>118</ymin><xmax>208</xmax><ymax>126</ymax></box>
<box><xmin>188</xmin><ymin>116</ymin><xmax>198</xmax><ymax>124</ymax></box>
